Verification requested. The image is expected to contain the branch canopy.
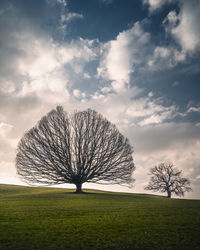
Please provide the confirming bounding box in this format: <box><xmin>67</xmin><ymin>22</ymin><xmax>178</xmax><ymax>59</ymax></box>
<box><xmin>145</xmin><ymin>163</ymin><xmax>192</xmax><ymax>197</ymax></box>
<box><xmin>16</xmin><ymin>106</ymin><xmax>135</xmax><ymax>188</ymax></box>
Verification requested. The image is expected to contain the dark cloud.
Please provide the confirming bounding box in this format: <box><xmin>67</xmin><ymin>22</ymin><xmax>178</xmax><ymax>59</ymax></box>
<box><xmin>126</xmin><ymin>123</ymin><xmax>200</xmax><ymax>154</ymax></box>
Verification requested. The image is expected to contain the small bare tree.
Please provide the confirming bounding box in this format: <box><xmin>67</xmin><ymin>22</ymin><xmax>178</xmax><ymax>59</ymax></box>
<box><xmin>16</xmin><ymin>106</ymin><xmax>135</xmax><ymax>193</ymax></box>
<box><xmin>145</xmin><ymin>163</ymin><xmax>192</xmax><ymax>198</ymax></box>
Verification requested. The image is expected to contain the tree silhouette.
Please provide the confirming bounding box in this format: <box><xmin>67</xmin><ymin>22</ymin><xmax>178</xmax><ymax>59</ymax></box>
<box><xmin>145</xmin><ymin>163</ymin><xmax>192</xmax><ymax>198</ymax></box>
<box><xmin>16</xmin><ymin>106</ymin><xmax>135</xmax><ymax>193</ymax></box>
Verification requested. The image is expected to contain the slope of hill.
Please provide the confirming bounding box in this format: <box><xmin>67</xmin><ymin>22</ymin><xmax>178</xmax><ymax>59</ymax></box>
<box><xmin>0</xmin><ymin>184</ymin><xmax>200</xmax><ymax>249</ymax></box>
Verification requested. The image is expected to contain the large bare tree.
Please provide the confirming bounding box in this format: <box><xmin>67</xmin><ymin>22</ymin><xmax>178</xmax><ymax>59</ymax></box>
<box><xmin>145</xmin><ymin>163</ymin><xmax>192</xmax><ymax>198</ymax></box>
<box><xmin>16</xmin><ymin>106</ymin><xmax>135</xmax><ymax>193</ymax></box>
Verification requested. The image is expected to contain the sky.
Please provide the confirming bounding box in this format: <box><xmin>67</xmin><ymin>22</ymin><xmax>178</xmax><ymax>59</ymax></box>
<box><xmin>0</xmin><ymin>0</ymin><xmax>200</xmax><ymax>199</ymax></box>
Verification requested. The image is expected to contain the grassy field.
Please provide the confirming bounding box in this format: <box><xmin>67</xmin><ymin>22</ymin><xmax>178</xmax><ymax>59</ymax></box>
<box><xmin>0</xmin><ymin>184</ymin><xmax>200</xmax><ymax>250</ymax></box>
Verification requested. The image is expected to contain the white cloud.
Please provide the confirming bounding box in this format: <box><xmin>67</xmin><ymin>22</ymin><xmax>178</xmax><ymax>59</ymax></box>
<box><xmin>73</xmin><ymin>89</ymin><xmax>86</xmax><ymax>99</ymax></box>
<box><xmin>148</xmin><ymin>46</ymin><xmax>186</xmax><ymax>70</ymax></box>
<box><xmin>4</xmin><ymin>32</ymin><xmax>98</xmax><ymax>103</ymax></box>
<box><xmin>125</xmin><ymin>96</ymin><xmax>176</xmax><ymax>126</ymax></box>
<box><xmin>148</xmin><ymin>91</ymin><xmax>153</xmax><ymax>97</ymax></box>
<box><xmin>59</xmin><ymin>12</ymin><xmax>83</xmax><ymax>32</ymax></box>
<box><xmin>162</xmin><ymin>10</ymin><xmax>179</xmax><ymax>34</ymax></box>
<box><xmin>101</xmin><ymin>86</ymin><xmax>112</xmax><ymax>94</ymax></box>
<box><xmin>143</xmin><ymin>0</ymin><xmax>174</xmax><ymax>13</ymax></box>
<box><xmin>187</xmin><ymin>106</ymin><xmax>200</xmax><ymax>113</ymax></box>
<box><xmin>61</xmin><ymin>12</ymin><xmax>83</xmax><ymax>22</ymax></box>
<box><xmin>164</xmin><ymin>1</ymin><xmax>200</xmax><ymax>53</ymax></box>
<box><xmin>139</xmin><ymin>113</ymin><xmax>170</xmax><ymax>126</ymax></box>
<box><xmin>0</xmin><ymin>6</ymin><xmax>100</xmax><ymax>145</ymax></box>
<box><xmin>91</xmin><ymin>92</ymin><xmax>105</xmax><ymax>100</ymax></box>
<box><xmin>98</xmin><ymin>39</ymin><xmax>131</xmax><ymax>85</ymax></box>
<box><xmin>145</xmin><ymin>0</ymin><xmax>200</xmax><ymax>54</ymax></box>
<box><xmin>19</xmin><ymin>40</ymin><xmax>59</xmax><ymax>78</ymax></box>
<box><xmin>73</xmin><ymin>89</ymin><xmax>81</xmax><ymax>98</ymax></box>
<box><xmin>146</xmin><ymin>0</ymin><xmax>200</xmax><ymax>53</ymax></box>
<box><xmin>164</xmin><ymin>10</ymin><xmax>179</xmax><ymax>24</ymax></box>
<box><xmin>88</xmin><ymin>86</ymin><xmax>176</xmax><ymax>129</ymax></box>
<box><xmin>55</xmin><ymin>0</ymin><xmax>67</xmax><ymax>6</ymax></box>
<box><xmin>98</xmin><ymin>22</ymin><xmax>150</xmax><ymax>92</ymax></box>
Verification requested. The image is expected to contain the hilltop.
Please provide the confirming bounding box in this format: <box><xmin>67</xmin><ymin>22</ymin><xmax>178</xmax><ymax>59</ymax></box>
<box><xmin>0</xmin><ymin>184</ymin><xmax>200</xmax><ymax>249</ymax></box>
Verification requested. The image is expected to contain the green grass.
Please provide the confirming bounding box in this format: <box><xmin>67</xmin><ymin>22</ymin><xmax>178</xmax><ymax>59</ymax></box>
<box><xmin>0</xmin><ymin>184</ymin><xmax>200</xmax><ymax>250</ymax></box>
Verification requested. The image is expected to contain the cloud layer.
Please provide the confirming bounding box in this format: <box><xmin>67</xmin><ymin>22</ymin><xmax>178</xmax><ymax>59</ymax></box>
<box><xmin>0</xmin><ymin>0</ymin><xmax>200</xmax><ymax>198</ymax></box>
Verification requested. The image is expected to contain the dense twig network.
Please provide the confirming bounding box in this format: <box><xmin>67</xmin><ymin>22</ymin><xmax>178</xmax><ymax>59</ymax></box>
<box><xmin>16</xmin><ymin>106</ymin><xmax>135</xmax><ymax>193</ymax></box>
<box><xmin>145</xmin><ymin>163</ymin><xmax>192</xmax><ymax>198</ymax></box>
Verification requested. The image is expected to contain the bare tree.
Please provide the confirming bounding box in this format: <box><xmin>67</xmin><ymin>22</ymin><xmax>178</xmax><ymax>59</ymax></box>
<box><xmin>145</xmin><ymin>163</ymin><xmax>192</xmax><ymax>198</ymax></box>
<box><xmin>16</xmin><ymin>106</ymin><xmax>135</xmax><ymax>193</ymax></box>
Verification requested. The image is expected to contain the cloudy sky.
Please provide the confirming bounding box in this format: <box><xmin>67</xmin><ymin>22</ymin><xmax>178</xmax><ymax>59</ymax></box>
<box><xmin>0</xmin><ymin>0</ymin><xmax>200</xmax><ymax>199</ymax></box>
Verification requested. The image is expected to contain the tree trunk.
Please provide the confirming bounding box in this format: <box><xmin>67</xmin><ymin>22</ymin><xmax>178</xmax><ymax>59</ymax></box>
<box><xmin>75</xmin><ymin>183</ymin><xmax>83</xmax><ymax>193</ymax></box>
<box><xmin>167</xmin><ymin>190</ymin><xmax>171</xmax><ymax>198</ymax></box>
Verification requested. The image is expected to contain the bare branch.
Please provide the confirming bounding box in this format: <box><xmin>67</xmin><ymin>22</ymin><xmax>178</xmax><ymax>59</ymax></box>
<box><xmin>145</xmin><ymin>163</ymin><xmax>192</xmax><ymax>198</ymax></box>
<box><xmin>16</xmin><ymin>107</ymin><xmax>135</xmax><ymax>193</ymax></box>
